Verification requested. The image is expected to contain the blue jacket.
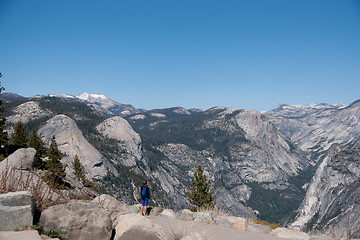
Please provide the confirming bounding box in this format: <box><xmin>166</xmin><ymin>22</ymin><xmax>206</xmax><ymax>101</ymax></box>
<box><xmin>141</xmin><ymin>186</ymin><xmax>150</xmax><ymax>199</ymax></box>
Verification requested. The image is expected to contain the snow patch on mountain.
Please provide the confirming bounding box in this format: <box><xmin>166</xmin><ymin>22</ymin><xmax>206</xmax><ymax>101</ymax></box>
<box><xmin>150</xmin><ymin>113</ymin><xmax>167</xmax><ymax>118</ymax></box>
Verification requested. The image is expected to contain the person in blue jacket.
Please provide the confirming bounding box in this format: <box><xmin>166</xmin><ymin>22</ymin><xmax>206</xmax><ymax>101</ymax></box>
<box><xmin>140</xmin><ymin>180</ymin><xmax>150</xmax><ymax>216</ymax></box>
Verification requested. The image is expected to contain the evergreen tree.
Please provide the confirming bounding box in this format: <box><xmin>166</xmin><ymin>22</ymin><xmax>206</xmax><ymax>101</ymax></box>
<box><xmin>29</xmin><ymin>130</ymin><xmax>47</xmax><ymax>169</ymax></box>
<box><xmin>0</xmin><ymin>74</ymin><xmax>8</xmax><ymax>159</ymax></box>
<box><xmin>73</xmin><ymin>154</ymin><xmax>85</xmax><ymax>180</ymax></box>
<box><xmin>45</xmin><ymin>135</ymin><xmax>66</xmax><ymax>188</ymax></box>
<box><xmin>10</xmin><ymin>121</ymin><xmax>28</xmax><ymax>150</ymax></box>
<box><xmin>186</xmin><ymin>165</ymin><xmax>215</xmax><ymax>212</ymax></box>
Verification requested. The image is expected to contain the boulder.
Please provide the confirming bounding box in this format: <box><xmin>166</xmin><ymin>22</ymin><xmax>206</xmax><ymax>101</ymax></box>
<box><xmin>126</xmin><ymin>204</ymin><xmax>141</xmax><ymax>214</ymax></box>
<box><xmin>92</xmin><ymin>194</ymin><xmax>130</xmax><ymax>225</ymax></box>
<box><xmin>247</xmin><ymin>223</ymin><xmax>272</xmax><ymax>234</ymax></box>
<box><xmin>270</xmin><ymin>227</ymin><xmax>310</xmax><ymax>240</ymax></box>
<box><xmin>310</xmin><ymin>234</ymin><xmax>334</xmax><ymax>240</ymax></box>
<box><xmin>40</xmin><ymin>201</ymin><xmax>112</xmax><ymax>240</ymax></box>
<box><xmin>180</xmin><ymin>232</ymin><xmax>207</xmax><ymax>240</ymax></box>
<box><xmin>114</xmin><ymin>213</ymin><xmax>172</xmax><ymax>240</ymax></box>
<box><xmin>176</xmin><ymin>209</ymin><xmax>194</xmax><ymax>221</ymax></box>
<box><xmin>0</xmin><ymin>148</ymin><xmax>36</xmax><ymax>172</ymax></box>
<box><xmin>231</xmin><ymin>217</ymin><xmax>248</xmax><ymax>231</ymax></box>
<box><xmin>193</xmin><ymin>211</ymin><xmax>214</xmax><ymax>224</ymax></box>
<box><xmin>0</xmin><ymin>191</ymin><xmax>34</xmax><ymax>231</ymax></box>
<box><xmin>0</xmin><ymin>230</ymin><xmax>42</xmax><ymax>240</ymax></box>
<box><xmin>160</xmin><ymin>209</ymin><xmax>176</xmax><ymax>219</ymax></box>
<box><xmin>149</xmin><ymin>206</ymin><xmax>164</xmax><ymax>216</ymax></box>
<box><xmin>215</xmin><ymin>215</ymin><xmax>237</xmax><ymax>228</ymax></box>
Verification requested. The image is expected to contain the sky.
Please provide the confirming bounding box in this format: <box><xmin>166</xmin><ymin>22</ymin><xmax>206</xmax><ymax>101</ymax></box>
<box><xmin>0</xmin><ymin>0</ymin><xmax>359</xmax><ymax>111</ymax></box>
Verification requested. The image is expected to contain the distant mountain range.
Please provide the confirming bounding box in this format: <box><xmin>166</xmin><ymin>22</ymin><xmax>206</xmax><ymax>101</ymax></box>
<box><xmin>1</xmin><ymin>92</ymin><xmax>359</xmax><ymax>237</ymax></box>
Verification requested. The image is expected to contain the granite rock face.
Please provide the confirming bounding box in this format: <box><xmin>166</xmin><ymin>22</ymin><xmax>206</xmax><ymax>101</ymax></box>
<box><xmin>96</xmin><ymin>116</ymin><xmax>143</xmax><ymax>166</ymax></box>
<box><xmin>39</xmin><ymin>115</ymin><xmax>107</xmax><ymax>179</ymax></box>
<box><xmin>40</xmin><ymin>201</ymin><xmax>112</xmax><ymax>240</ymax></box>
<box><xmin>291</xmin><ymin>141</ymin><xmax>360</xmax><ymax>237</ymax></box>
<box><xmin>0</xmin><ymin>191</ymin><xmax>34</xmax><ymax>231</ymax></box>
<box><xmin>114</xmin><ymin>214</ymin><xmax>172</xmax><ymax>240</ymax></box>
<box><xmin>6</xmin><ymin>101</ymin><xmax>51</xmax><ymax>124</ymax></box>
<box><xmin>0</xmin><ymin>148</ymin><xmax>36</xmax><ymax>172</ymax></box>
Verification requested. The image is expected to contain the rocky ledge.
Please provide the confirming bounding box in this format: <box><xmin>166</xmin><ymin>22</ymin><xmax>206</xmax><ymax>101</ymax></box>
<box><xmin>0</xmin><ymin>191</ymin><xmax>339</xmax><ymax>240</ymax></box>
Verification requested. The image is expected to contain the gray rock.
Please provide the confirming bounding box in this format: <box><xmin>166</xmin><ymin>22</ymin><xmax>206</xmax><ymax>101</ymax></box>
<box><xmin>193</xmin><ymin>211</ymin><xmax>214</xmax><ymax>224</ymax></box>
<box><xmin>149</xmin><ymin>206</ymin><xmax>164</xmax><ymax>216</ymax></box>
<box><xmin>0</xmin><ymin>230</ymin><xmax>42</xmax><ymax>240</ymax></box>
<box><xmin>270</xmin><ymin>227</ymin><xmax>310</xmax><ymax>240</ymax></box>
<box><xmin>231</xmin><ymin>217</ymin><xmax>248</xmax><ymax>231</ymax></box>
<box><xmin>180</xmin><ymin>232</ymin><xmax>207</xmax><ymax>240</ymax></box>
<box><xmin>310</xmin><ymin>234</ymin><xmax>334</xmax><ymax>240</ymax></box>
<box><xmin>247</xmin><ymin>223</ymin><xmax>272</xmax><ymax>234</ymax></box>
<box><xmin>0</xmin><ymin>191</ymin><xmax>34</xmax><ymax>231</ymax></box>
<box><xmin>96</xmin><ymin>116</ymin><xmax>143</xmax><ymax>166</ymax></box>
<box><xmin>214</xmin><ymin>215</ymin><xmax>237</xmax><ymax>228</ymax></box>
<box><xmin>92</xmin><ymin>194</ymin><xmax>130</xmax><ymax>226</ymax></box>
<box><xmin>160</xmin><ymin>209</ymin><xmax>176</xmax><ymax>219</ymax></box>
<box><xmin>40</xmin><ymin>201</ymin><xmax>112</xmax><ymax>240</ymax></box>
<box><xmin>0</xmin><ymin>148</ymin><xmax>36</xmax><ymax>172</ymax></box>
<box><xmin>38</xmin><ymin>115</ymin><xmax>107</xmax><ymax>179</ymax></box>
<box><xmin>176</xmin><ymin>209</ymin><xmax>194</xmax><ymax>221</ymax></box>
<box><xmin>114</xmin><ymin>213</ymin><xmax>172</xmax><ymax>240</ymax></box>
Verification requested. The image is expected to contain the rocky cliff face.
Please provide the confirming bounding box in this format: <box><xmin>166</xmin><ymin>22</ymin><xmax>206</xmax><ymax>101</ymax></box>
<box><xmin>6</xmin><ymin>101</ymin><xmax>51</xmax><ymax>124</ymax></box>
<box><xmin>291</xmin><ymin>140</ymin><xmax>360</xmax><ymax>237</ymax></box>
<box><xmin>96</xmin><ymin>116</ymin><xmax>143</xmax><ymax>166</ymax></box>
<box><xmin>4</xmin><ymin>94</ymin><xmax>360</xmax><ymax>234</ymax></box>
<box><xmin>266</xmin><ymin>101</ymin><xmax>360</xmax><ymax>163</ymax></box>
<box><xmin>126</xmin><ymin>107</ymin><xmax>311</xmax><ymax>220</ymax></box>
<box><xmin>38</xmin><ymin>114</ymin><xmax>107</xmax><ymax>179</ymax></box>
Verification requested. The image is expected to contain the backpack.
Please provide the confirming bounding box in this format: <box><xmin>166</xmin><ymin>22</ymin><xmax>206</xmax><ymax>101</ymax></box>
<box><xmin>141</xmin><ymin>186</ymin><xmax>147</xmax><ymax>198</ymax></box>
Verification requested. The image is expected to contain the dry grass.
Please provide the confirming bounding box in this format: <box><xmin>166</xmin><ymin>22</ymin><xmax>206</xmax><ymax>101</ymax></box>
<box><xmin>249</xmin><ymin>219</ymin><xmax>282</xmax><ymax>230</ymax></box>
<box><xmin>167</xmin><ymin>219</ymin><xmax>194</xmax><ymax>240</ymax></box>
<box><xmin>0</xmin><ymin>162</ymin><xmax>68</xmax><ymax>211</ymax></box>
<box><xmin>197</xmin><ymin>206</ymin><xmax>232</xmax><ymax>218</ymax></box>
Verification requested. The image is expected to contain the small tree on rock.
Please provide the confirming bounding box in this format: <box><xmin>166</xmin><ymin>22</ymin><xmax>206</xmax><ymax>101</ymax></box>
<box><xmin>45</xmin><ymin>135</ymin><xmax>66</xmax><ymax>189</ymax></box>
<box><xmin>186</xmin><ymin>165</ymin><xmax>215</xmax><ymax>212</ymax></box>
<box><xmin>29</xmin><ymin>130</ymin><xmax>47</xmax><ymax>169</ymax></box>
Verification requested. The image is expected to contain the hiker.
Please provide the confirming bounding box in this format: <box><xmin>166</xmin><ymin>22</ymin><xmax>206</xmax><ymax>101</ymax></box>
<box><xmin>140</xmin><ymin>180</ymin><xmax>150</xmax><ymax>216</ymax></box>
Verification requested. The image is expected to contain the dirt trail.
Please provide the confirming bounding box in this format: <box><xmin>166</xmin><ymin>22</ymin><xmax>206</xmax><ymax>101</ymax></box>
<box><xmin>148</xmin><ymin>216</ymin><xmax>289</xmax><ymax>240</ymax></box>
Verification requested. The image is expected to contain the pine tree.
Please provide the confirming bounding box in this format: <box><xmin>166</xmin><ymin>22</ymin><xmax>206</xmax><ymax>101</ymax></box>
<box><xmin>45</xmin><ymin>135</ymin><xmax>66</xmax><ymax>188</ymax></box>
<box><xmin>186</xmin><ymin>165</ymin><xmax>215</xmax><ymax>212</ymax></box>
<box><xmin>73</xmin><ymin>154</ymin><xmax>85</xmax><ymax>180</ymax></box>
<box><xmin>0</xmin><ymin>74</ymin><xmax>8</xmax><ymax>159</ymax></box>
<box><xmin>29</xmin><ymin>130</ymin><xmax>47</xmax><ymax>169</ymax></box>
<box><xmin>10</xmin><ymin>121</ymin><xmax>28</xmax><ymax>150</ymax></box>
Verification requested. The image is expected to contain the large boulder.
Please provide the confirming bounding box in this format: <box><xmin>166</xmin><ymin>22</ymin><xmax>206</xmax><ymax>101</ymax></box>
<box><xmin>176</xmin><ymin>209</ymin><xmax>194</xmax><ymax>221</ymax></box>
<box><xmin>193</xmin><ymin>211</ymin><xmax>214</xmax><ymax>224</ymax></box>
<box><xmin>231</xmin><ymin>217</ymin><xmax>248</xmax><ymax>231</ymax></box>
<box><xmin>0</xmin><ymin>230</ymin><xmax>42</xmax><ymax>240</ymax></box>
<box><xmin>0</xmin><ymin>148</ymin><xmax>36</xmax><ymax>172</ymax></box>
<box><xmin>215</xmin><ymin>215</ymin><xmax>238</xmax><ymax>228</ymax></box>
<box><xmin>270</xmin><ymin>227</ymin><xmax>310</xmax><ymax>240</ymax></box>
<box><xmin>40</xmin><ymin>201</ymin><xmax>112</xmax><ymax>240</ymax></box>
<box><xmin>160</xmin><ymin>209</ymin><xmax>176</xmax><ymax>219</ymax></box>
<box><xmin>247</xmin><ymin>223</ymin><xmax>272</xmax><ymax>234</ymax></box>
<box><xmin>180</xmin><ymin>232</ymin><xmax>207</xmax><ymax>240</ymax></box>
<box><xmin>0</xmin><ymin>191</ymin><xmax>34</xmax><ymax>231</ymax></box>
<box><xmin>114</xmin><ymin>213</ymin><xmax>172</xmax><ymax>240</ymax></box>
<box><xmin>92</xmin><ymin>194</ymin><xmax>130</xmax><ymax>226</ymax></box>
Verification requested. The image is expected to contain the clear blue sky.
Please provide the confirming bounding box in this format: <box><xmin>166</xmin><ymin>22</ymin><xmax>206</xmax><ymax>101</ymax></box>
<box><xmin>1</xmin><ymin>0</ymin><xmax>359</xmax><ymax>111</ymax></box>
